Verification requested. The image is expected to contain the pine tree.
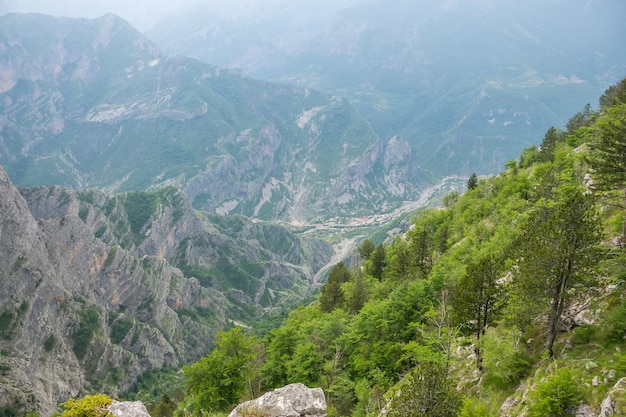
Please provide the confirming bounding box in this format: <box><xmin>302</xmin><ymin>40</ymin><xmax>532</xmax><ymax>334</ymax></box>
<box><xmin>358</xmin><ymin>239</ymin><xmax>376</xmax><ymax>261</ymax></box>
<box><xmin>320</xmin><ymin>262</ymin><xmax>351</xmax><ymax>312</ymax></box>
<box><xmin>538</xmin><ymin>127</ymin><xmax>563</xmax><ymax>162</ymax></box>
<box><xmin>514</xmin><ymin>192</ymin><xmax>602</xmax><ymax>357</ymax></box>
<box><xmin>451</xmin><ymin>254</ymin><xmax>503</xmax><ymax>368</ymax></box>
<box><xmin>467</xmin><ymin>173</ymin><xmax>478</xmax><ymax>190</ymax></box>
<box><xmin>370</xmin><ymin>244</ymin><xmax>386</xmax><ymax>281</ymax></box>
<box><xmin>587</xmin><ymin>104</ymin><xmax>626</xmax><ymax>196</ymax></box>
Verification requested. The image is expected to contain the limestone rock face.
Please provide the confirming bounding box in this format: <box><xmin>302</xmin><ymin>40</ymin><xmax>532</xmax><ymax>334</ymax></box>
<box><xmin>228</xmin><ymin>383</ymin><xmax>326</xmax><ymax>417</ymax></box>
<box><xmin>108</xmin><ymin>400</ymin><xmax>152</xmax><ymax>417</ymax></box>
<box><xmin>0</xmin><ymin>164</ymin><xmax>332</xmax><ymax>416</ymax></box>
<box><xmin>599</xmin><ymin>377</ymin><xmax>626</xmax><ymax>417</ymax></box>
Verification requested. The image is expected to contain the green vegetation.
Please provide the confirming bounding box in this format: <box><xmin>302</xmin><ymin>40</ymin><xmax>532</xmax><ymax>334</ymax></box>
<box><xmin>183</xmin><ymin>327</ymin><xmax>258</xmax><ymax>413</ymax></box>
<box><xmin>43</xmin><ymin>334</ymin><xmax>55</xmax><ymax>352</ymax></box>
<box><xmin>0</xmin><ymin>311</ymin><xmax>15</xmax><ymax>339</ymax></box>
<box><xmin>78</xmin><ymin>204</ymin><xmax>90</xmax><ymax>222</ymax></box>
<box><xmin>123</xmin><ymin>191</ymin><xmax>158</xmax><ymax>235</ymax></box>
<box><xmin>527</xmin><ymin>369</ymin><xmax>582</xmax><ymax>417</ymax></box>
<box><xmin>58</xmin><ymin>394</ymin><xmax>112</xmax><ymax>417</ymax></box>
<box><xmin>110</xmin><ymin>315</ymin><xmax>133</xmax><ymax>345</ymax></box>
<box><xmin>72</xmin><ymin>305</ymin><xmax>101</xmax><ymax>360</ymax></box>
<box><xmin>103</xmin><ymin>246</ymin><xmax>118</xmax><ymax>269</ymax></box>
<box><xmin>166</xmin><ymin>78</ymin><xmax>626</xmax><ymax>417</ymax></box>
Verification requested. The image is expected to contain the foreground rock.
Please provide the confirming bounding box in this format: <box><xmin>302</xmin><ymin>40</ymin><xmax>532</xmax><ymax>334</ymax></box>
<box><xmin>108</xmin><ymin>400</ymin><xmax>151</xmax><ymax>417</ymax></box>
<box><xmin>228</xmin><ymin>383</ymin><xmax>326</xmax><ymax>417</ymax></box>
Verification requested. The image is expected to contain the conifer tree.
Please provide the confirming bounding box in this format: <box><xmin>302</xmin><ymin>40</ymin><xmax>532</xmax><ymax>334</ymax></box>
<box><xmin>370</xmin><ymin>244</ymin><xmax>386</xmax><ymax>281</ymax></box>
<box><xmin>467</xmin><ymin>173</ymin><xmax>478</xmax><ymax>190</ymax></box>
<box><xmin>320</xmin><ymin>262</ymin><xmax>350</xmax><ymax>312</ymax></box>
<box><xmin>358</xmin><ymin>239</ymin><xmax>376</xmax><ymax>261</ymax></box>
<box><xmin>588</xmin><ymin>104</ymin><xmax>626</xmax><ymax>196</ymax></box>
<box><xmin>514</xmin><ymin>191</ymin><xmax>601</xmax><ymax>357</ymax></box>
<box><xmin>451</xmin><ymin>254</ymin><xmax>503</xmax><ymax>369</ymax></box>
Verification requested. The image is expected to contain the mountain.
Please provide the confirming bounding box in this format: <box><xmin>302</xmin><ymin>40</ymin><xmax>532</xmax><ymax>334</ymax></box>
<box><xmin>0</xmin><ymin>164</ymin><xmax>332</xmax><ymax>415</ymax></box>
<box><xmin>0</xmin><ymin>12</ymin><xmax>430</xmax><ymax>223</ymax></box>
<box><xmin>149</xmin><ymin>0</ymin><xmax>626</xmax><ymax>176</ymax></box>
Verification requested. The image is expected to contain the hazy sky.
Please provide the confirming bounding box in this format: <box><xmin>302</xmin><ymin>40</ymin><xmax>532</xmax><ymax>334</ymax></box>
<box><xmin>0</xmin><ymin>0</ymin><xmax>200</xmax><ymax>30</ymax></box>
<box><xmin>0</xmin><ymin>0</ymin><xmax>357</xmax><ymax>31</ymax></box>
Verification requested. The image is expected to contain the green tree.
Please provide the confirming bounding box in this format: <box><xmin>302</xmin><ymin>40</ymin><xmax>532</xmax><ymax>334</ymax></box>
<box><xmin>527</xmin><ymin>368</ymin><xmax>582</xmax><ymax>417</ymax></box>
<box><xmin>514</xmin><ymin>191</ymin><xmax>602</xmax><ymax>357</ymax></box>
<box><xmin>358</xmin><ymin>239</ymin><xmax>376</xmax><ymax>261</ymax></box>
<box><xmin>183</xmin><ymin>327</ymin><xmax>256</xmax><ymax>412</ymax></box>
<box><xmin>587</xmin><ymin>104</ymin><xmax>626</xmax><ymax>195</ymax></box>
<box><xmin>385</xmin><ymin>361</ymin><xmax>461</xmax><ymax>417</ymax></box>
<box><xmin>286</xmin><ymin>341</ymin><xmax>323</xmax><ymax>385</ymax></box>
<box><xmin>151</xmin><ymin>393</ymin><xmax>176</xmax><ymax>417</ymax></box>
<box><xmin>410</xmin><ymin>228</ymin><xmax>432</xmax><ymax>275</ymax></box>
<box><xmin>451</xmin><ymin>254</ymin><xmax>503</xmax><ymax>369</ymax></box>
<box><xmin>320</xmin><ymin>262</ymin><xmax>351</xmax><ymax>312</ymax></box>
<box><xmin>435</xmin><ymin>223</ymin><xmax>449</xmax><ymax>255</ymax></box>
<box><xmin>442</xmin><ymin>191</ymin><xmax>459</xmax><ymax>207</ymax></box>
<box><xmin>599</xmin><ymin>77</ymin><xmax>626</xmax><ymax>108</ymax></box>
<box><xmin>59</xmin><ymin>394</ymin><xmax>112</xmax><ymax>417</ymax></box>
<box><xmin>538</xmin><ymin>127</ymin><xmax>563</xmax><ymax>162</ymax></box>
<box><xmin>467</xmin><ymin>173</ymin><xmax>478</xmax><ymax>190</ymax></box>
<box><xmin>347</xmin><ymin>272</ymin><xmax>368</xmax><ymax>314</ymax></box>
<box><xmin>566</xmin><ymin>103</ymin><xmax>593</xmax><ymax>135</ymax></box>
<box><xmin>370</xmin><ymin>244</ymin><xmax>386</xmax><ymax>281</ymax></box>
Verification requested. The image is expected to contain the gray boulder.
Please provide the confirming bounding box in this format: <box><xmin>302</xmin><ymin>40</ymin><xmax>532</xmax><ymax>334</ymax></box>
<box><xmin>108</xmin><ymin>400</ymin><xmax>151</xmax><ymax>417</ymax></box>
<box><xmin>228</xmin><ymin>383</ymin><xmax>326</xmax><ymax>417</ymax></box>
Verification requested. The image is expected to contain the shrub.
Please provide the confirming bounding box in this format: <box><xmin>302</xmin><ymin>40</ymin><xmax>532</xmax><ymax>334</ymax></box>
<box><xmin>482</xmin><ymin>327</ymin><xmax>532</xmax><ymax>387</ymax></box>
<box><xmin>0</xmin><ymin>311</ymin><xmax>15</xmax><ymax>339</ymax></box>
<box><xmin>0</xmin><ymin>406</ymin><xmax>18</xmax><ymax>417</ymax></box>
<box><xmin>458</xmin><ymin>398</ymin><xmax>491</xmax><ymax>417</ymax></box>
<box><xmin>59</xmin><ymin>394</ymin><xmax>112</xmax><ymax>417</ymax></box>
<box><xmin>385</xmin><ymin>361</ymin><xmax>461</xmax><ymax>417</ymax></box>
<box><xmin>605</xmin><ymin>301</ymin><xmax>626</xmax><ymax>342</ymax></box>
<box><xmin>527</xmin><ymin>368</ymin><xmax>582</xmax><ymax>417</ymax></box>
<box><xmin>44</xmin><ymin>334</ymin><xmax>56</xmax><ymax>352</ymax></box>
<box><xmin>110</xmin><ymin>316</ymin><xmax>133</xmax><ymax>345</ymax></box>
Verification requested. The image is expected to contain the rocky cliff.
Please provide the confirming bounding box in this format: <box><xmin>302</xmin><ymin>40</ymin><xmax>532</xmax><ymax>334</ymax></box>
<box><xmin>0</xmin><ymin>165</ymin><xmax>332</xmax><ymax>415</ymax></box>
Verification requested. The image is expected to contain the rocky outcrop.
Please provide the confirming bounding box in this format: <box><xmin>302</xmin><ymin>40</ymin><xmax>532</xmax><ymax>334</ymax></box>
<box><xmin>20</xmin><ymin>184</ymin><xmax>333</xmax><ymax>317</ymax></box>
<box><xmin>599</xmin><ymin>377</ymin><xmax>626</xmax><ymax>417</ymax></box>
<box><xmin>228</xmin><ymin>384</ymin><xmax>326</xmax><ymax>417</ymax></box>
<box><xmin>0</xmin><ymin>165</ymin><xmax>332</xmax><ymax>416</ymax></box>
<box><xmin>0</xmin><ymin>165</ymin><xmax>231</xmax><ymax>415</ymax></box>
<box><xmin>108</xmin><ymin>400</ymin><xmax>151</xmax><ymax>417</ymax></box>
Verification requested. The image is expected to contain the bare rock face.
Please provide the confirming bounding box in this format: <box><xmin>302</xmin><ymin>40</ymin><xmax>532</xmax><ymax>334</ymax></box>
<box><xmin>0</xmin><ymin>164</ymin><xmax>332</xmax><ymax>416</ymax></box>
<box><xmin>573</xmin><ymin>404</ymin><xmax>596</xmax><ymax>417</ymax></box>
<box><xmin>108</xmin><ymin>400</ymin><xmax>151</xmax><ymax>417</ymax></box>
<box><xmin>0</xmin><ymin>165</ymin><xmax>229</xmax><ymax>415</ymax></box>
<box><xmin>599</xmin><ymin>377</ymin><xmax>626</xmax><ymax>417</ymax></box>
<box><xmin>228</xmin><ymin>383</ymin><xmax>326</xmax><ymax>417</ymax></box>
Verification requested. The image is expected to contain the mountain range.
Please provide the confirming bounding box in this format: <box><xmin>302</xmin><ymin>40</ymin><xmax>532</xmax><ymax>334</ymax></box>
<box><xmin>0</xmin><ymin>12</ymin><xmax>431</xmax><ymax>223</ymax></box>
<box><xmin>149</xmin><ymin>0</ymin><xmax>626</xmax><ymax>176</ymax></box>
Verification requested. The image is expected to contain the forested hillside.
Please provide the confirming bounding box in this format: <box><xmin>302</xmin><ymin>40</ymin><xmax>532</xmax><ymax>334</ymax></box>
<box><xmin>123</xmin><ymin>78</ymin><xmax>626</xmax><ymax>417</ymax></box>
